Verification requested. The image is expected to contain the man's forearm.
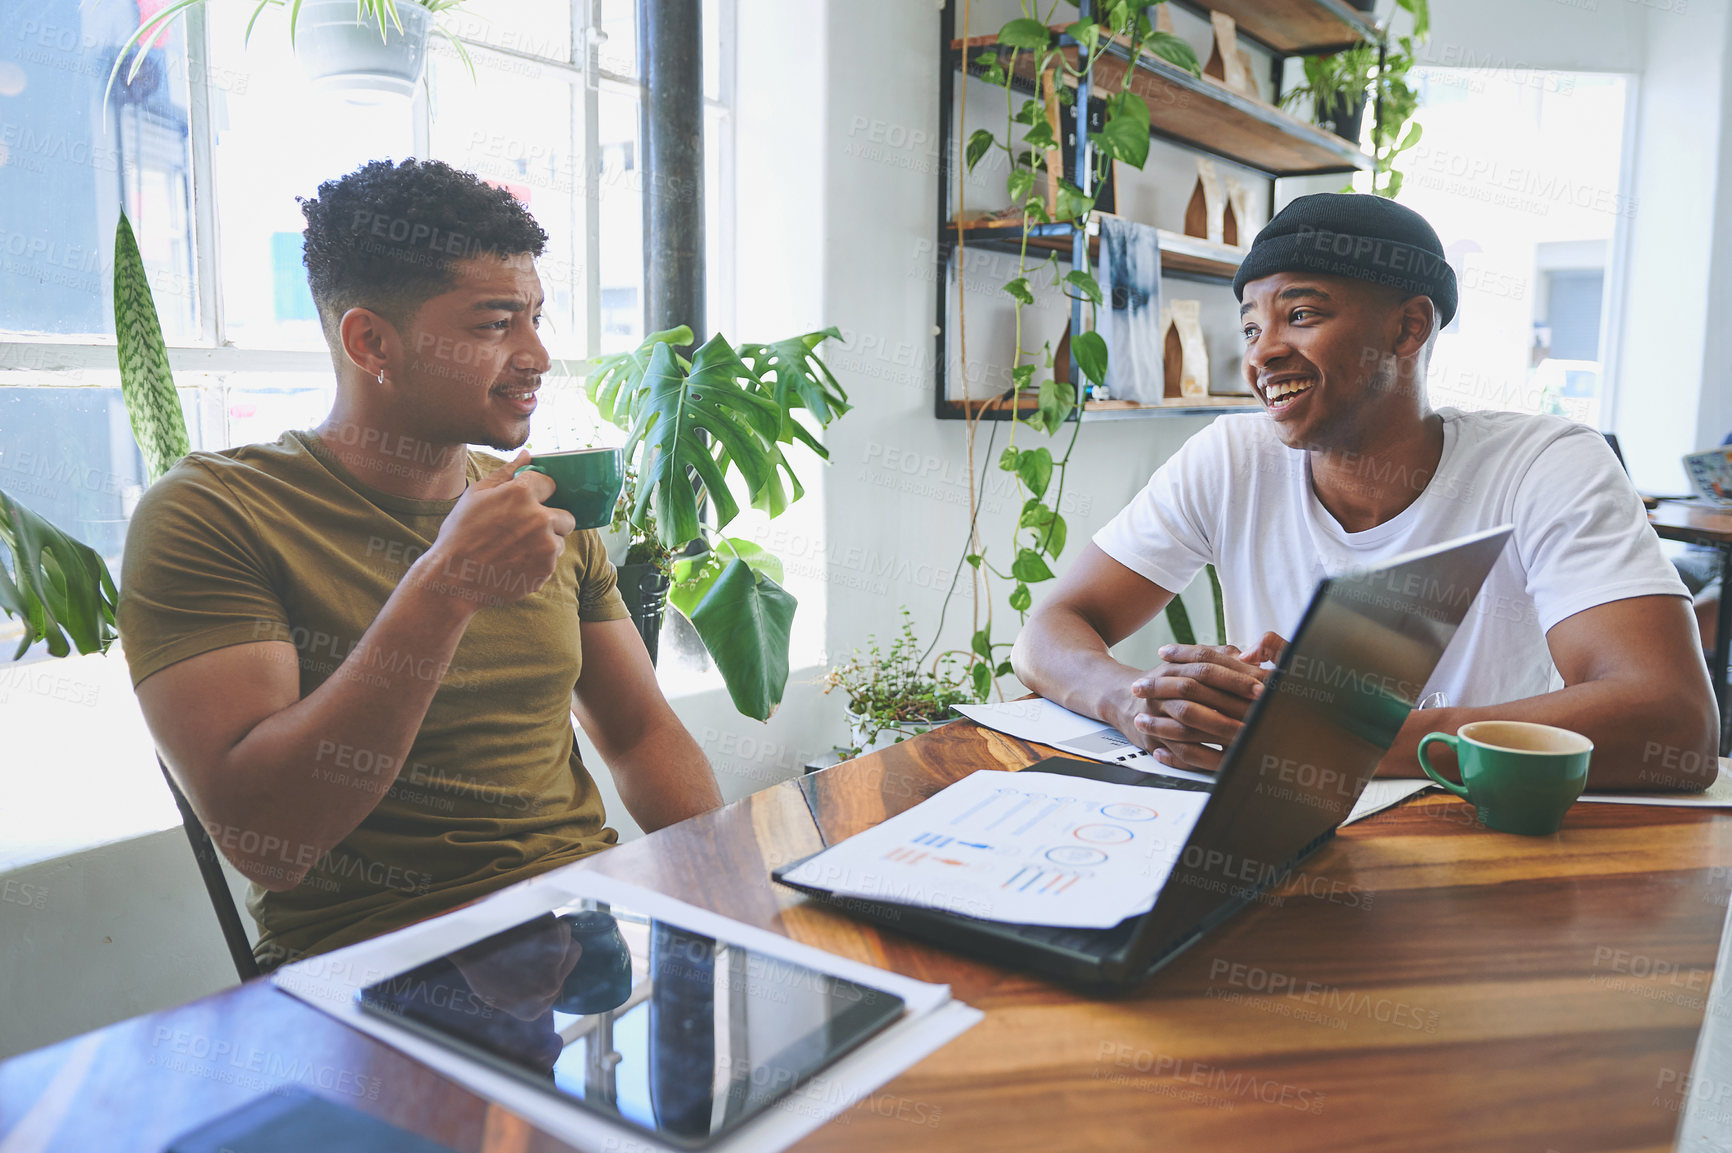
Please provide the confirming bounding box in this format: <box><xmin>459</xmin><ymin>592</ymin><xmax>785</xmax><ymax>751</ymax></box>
<box><xmin>205</xmin><ymin>563</ymin><xmax>478</xmax><ymax>884</ymax></box>
<box><xmin>599</xmin><ymin>716</ymin><xmax>721</xmax><ymax>833</ymax></box>
<box><xmin>1378</xmin><ymin>681</ymin><xmax>1719</xmax><ymax>791</ymax></box>
<box><xmin>1011</xmin><ymin>607</ymin><xmax>1146</xmax><ymax>734</ymax></box>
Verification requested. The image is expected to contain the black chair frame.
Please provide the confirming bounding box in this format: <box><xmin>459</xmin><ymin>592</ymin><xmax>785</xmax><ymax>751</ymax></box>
<box><xmin>157</xmin><ymin>757</ymin><xmax>262</xmax><ymax>982</ymax></box>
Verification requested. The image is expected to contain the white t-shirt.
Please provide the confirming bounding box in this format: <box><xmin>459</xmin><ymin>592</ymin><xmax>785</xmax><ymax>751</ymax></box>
<box><xmin>1093</xmin><ymin>408</ymin><xmax>1689</xmax><ymax>708</ymax></box>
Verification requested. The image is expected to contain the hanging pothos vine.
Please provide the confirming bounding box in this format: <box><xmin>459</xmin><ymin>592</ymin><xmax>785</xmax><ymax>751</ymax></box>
<box><xmin>944</xmin><ymin>0</ymin><xmax>1199</xmax><ymax>701</ymax></box>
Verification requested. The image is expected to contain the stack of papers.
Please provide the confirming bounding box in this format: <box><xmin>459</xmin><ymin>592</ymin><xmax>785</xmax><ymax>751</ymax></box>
<box><xmin>955</xmin><ymin>698</ymin><xmax>1432</xmax><ymax>824</ymax></box>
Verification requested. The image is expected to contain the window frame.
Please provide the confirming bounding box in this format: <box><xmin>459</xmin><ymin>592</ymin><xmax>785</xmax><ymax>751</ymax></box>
<box><xmin>0</xmin><ymin>0</ymin><xmax>737</xmax><ymax>385</ymax></box>
<box><xmin>0</xmin><ymin>0</ymin><xmax>744</xmax><ymax>683</ymax></box>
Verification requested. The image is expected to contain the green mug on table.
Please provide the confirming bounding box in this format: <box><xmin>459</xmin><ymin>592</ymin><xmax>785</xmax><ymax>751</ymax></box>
<box><xmin>514</xmin><ymin>447</ymin><xmax>624</xmax><ymax>529</ymax></box>
<box><xmin>1417</xmin><ymin>720</ymin><xmax>1593</xmax><ymax>835</ymax></box>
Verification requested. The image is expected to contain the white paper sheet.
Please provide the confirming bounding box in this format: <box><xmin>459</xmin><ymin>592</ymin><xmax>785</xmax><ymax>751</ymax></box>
<box><xmin>954</xmin><ymin>698</ymin><xmax>1216</xmax><ymax>782</ymax></box>
<box><xmin>783</xmin><ymin>770</ymin><xmax>1211</xmax><ymax>929</ymax></box>
<box><xmin>272</xmin><ymin>870</ymin><xmax>980</xmax><ymax>1153</ymax></box>
<box><xmin>1346</xmin><ymin>779</ymin><xmax>1435</xmax><ymax>824</ymax></box>
<box><xmin>954</xmin><ymin>697</ymin><xmax>1434</xmax><ymax>824</ymax></box>
<box><xmin>1577</xmin><ymin>759</ymin><xmax>1732</xmax><ymax>806</ymax></box>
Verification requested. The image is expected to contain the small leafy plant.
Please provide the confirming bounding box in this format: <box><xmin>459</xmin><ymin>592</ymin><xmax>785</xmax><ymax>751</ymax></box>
<box><xmin>608</xmin><ymin>466</ymin><xmax>675</xmax><ymax>578</ymax></box>
<box><xmin>1280</xmin><ymin>0</ymin><xmax>1429</xmax><ymax>197</ymax></box>
<box><xmin>824</xmin><ymin>608</ymin><xmax>975</xmax><ymax>757</ymax></box>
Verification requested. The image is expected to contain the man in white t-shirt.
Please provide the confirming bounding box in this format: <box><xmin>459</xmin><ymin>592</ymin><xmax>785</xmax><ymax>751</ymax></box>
<box><xmin>1011</xmin><ymin>193</ymin><xmax>1718</xmax><ymax>790</ymax></box>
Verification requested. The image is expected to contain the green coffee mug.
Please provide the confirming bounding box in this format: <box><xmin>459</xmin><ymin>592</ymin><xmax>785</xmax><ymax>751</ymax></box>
<box><xmin>1417</xmin><ymin>720</ymin><xmax>1593</xmax><ymax>836</ymax></box>
<box><xmin>515</xmin><ymin>447</ymin><xmax>624</xmax><ymax>529</ymax></box>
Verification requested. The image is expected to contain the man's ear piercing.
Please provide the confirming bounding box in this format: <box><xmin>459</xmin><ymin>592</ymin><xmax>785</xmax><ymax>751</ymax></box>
<box><xmin>378</xmin><ymin>371</ymin><xmax>385</xmax><ymax>385</ymax></box>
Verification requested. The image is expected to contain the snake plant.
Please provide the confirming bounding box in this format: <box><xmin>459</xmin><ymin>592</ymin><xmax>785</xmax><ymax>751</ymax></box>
<box><xmin>0</xmin><ymin>212</ymin><xmax>181</xmax><ymax>659</ymax></box>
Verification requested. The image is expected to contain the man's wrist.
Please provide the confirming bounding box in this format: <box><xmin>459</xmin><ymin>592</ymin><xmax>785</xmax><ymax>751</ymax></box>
<box><xmin>1101</xmin><ymin>670</ymin><xmax>1143</xmax><ymax>739</ymax></box>
<box><xmin>399</xmin><ymin>549</ymin><xmax>486</xmax><ymax>627</ymax></box>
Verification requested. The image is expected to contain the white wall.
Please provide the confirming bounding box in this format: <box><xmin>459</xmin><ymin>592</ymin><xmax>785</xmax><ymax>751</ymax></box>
<box><xmin>1614</xmin><ymin>0</ymin><xmax>1731</xmax><ymax>490</ymax></box>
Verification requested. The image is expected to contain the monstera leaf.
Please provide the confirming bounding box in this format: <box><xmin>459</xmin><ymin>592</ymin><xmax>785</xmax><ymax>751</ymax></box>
<box><xmin>735</xmin><ymin>328</ymin><xmax>852</xmax><ymax>452</ymax></box>
<box><xmin>585</xmin><ymin>326</ymin><xmax>694</xmax><ymax>427</ymax></box>
<box><xmin>0</xmin><ymin>490</ymin><xmax>118</xmax><ymax>660</ymax></box>
<box><xmin>114</xmin><ymin>212</ymin><xmax>191</xmax><ymax>482</ymax></box>
<box><xmin>687</xmin><ymin>558</ymin><xmax>797</xmax><ymax>720</ymax></box>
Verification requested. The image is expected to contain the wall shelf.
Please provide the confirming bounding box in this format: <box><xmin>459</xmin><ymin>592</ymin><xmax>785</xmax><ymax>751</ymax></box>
<box><xmin>1169</xmin><ymin>0</ymin><xmax>1378</xmax><ymax>56</ymax></box>
<box><xmin>952</xmin><ymin>29</ymin><xmax>1372</xmax><ymax>177</ymax></box>
<box><xmin>939</xmin><ymin>396</ymin><xmax>1261</xmax><ymax>423</ymax></box>
<box><xmin>943</xmin><ymin>220</ymin><xmax>1244</xmax><ymax>282</ymax></box>
<box><xmin>933</xmin><ymin>2</ymin><xmax>1376</xmax><ymax>422</ymax></box>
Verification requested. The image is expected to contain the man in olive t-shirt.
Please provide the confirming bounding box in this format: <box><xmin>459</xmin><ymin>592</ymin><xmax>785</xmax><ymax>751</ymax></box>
<box><xmin>118</xmin><ymin>159</ymin><xmax>722</xmax><ymax>968</ymax></box>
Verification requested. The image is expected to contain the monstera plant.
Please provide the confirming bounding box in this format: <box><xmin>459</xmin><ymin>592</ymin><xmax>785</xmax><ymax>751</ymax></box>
<box><xmin>0</xmin><ymin>213</ymin><xmax>182</xmax><ymax>661</ymax></box>
<box><xmin>587</xmin><ymin>327</ymin><xmax>850</xmax><ymax>721</ymax></box>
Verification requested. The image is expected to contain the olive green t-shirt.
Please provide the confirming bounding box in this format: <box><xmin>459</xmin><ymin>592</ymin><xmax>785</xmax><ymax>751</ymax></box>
<box><xmin>117</xmin><ymin>430</ymin><xmax>629</xmax><ymax>967</ymax></box>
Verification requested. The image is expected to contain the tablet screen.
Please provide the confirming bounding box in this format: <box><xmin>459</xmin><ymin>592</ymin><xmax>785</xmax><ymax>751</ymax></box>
<box><xmin>355</xmin><ymin>898</ymin><xmax>905</xmax><ymax>1149</ymax></box>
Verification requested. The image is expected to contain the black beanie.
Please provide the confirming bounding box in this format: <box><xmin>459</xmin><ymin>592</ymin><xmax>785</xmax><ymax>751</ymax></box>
<box><xmin>1232</xmin><ymin>193</ymin><xmax>1458</xmax><ymax>328</ymax></box>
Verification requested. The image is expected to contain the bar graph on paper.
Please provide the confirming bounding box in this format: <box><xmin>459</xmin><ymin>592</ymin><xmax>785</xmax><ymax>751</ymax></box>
<box><xmin>784</xmin><ymin>771</ymin><xmax>1211</xmax><ymax>928</ymax></box>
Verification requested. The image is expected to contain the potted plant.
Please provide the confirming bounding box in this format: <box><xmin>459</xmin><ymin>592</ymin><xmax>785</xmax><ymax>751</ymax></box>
<box><xmin>107</xmin><ymin>0</ymin><xmax>475</xmax><ymax>106</ymax></box>
<box><xmin>0</xmin><ymin>213</ymin><xmax>173</xmax><ymax>661</ymax></box>
<box><xmin>1283</xmin><ymin>43</ymin><xmax>1378</xmax><ymax>143</ymax></box>
<box><xmin>824</xmin><ymin>609</ymin><xmax>974</xmax><ymax>759</ymax></box>
<box><xmin>586</xmin><ymin>326</ymin><xmax>851</xmax><ymax>721</ymax></box>
<box><xmin>1278</xmin><ymin>0</ymin><xmax>1430</xmax><ymax>197</ymax></box>
<box><xmin>943</xmin><ymin>3</ymin><xmax>1202</xmax><ymax>705</ymax></box>
<box><xmin>606</xmin><ymin>466</ymin><xmax>676</xmax><ymax>665</ymax></box>
<box><xmin>0</xmin><ymin>494</ymin><xmax>118</xmax><ymax>661</ymax></box>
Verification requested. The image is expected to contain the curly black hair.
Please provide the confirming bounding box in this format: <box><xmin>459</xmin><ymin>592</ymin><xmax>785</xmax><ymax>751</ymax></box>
<box><xmin>298</xmin><ymin>158</ymin><xmax>548</xmax><ymax>338</ymax></box>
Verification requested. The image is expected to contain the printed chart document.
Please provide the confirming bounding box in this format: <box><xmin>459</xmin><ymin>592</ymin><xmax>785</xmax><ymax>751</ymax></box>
<box><xmin>782</xmin><ymin>770</ymin><xmax>1210</xmax><ymax>929</ymax></box>
<box><xmin>956</xmin><ymin>698</ymin><xmax>1432</xmax><ymax>824</ymax></box>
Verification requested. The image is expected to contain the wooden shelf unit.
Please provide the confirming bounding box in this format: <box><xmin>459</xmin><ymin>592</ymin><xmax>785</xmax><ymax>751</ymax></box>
<box><xmin>933</xmin><ymin>0</ymin><xmax>1377</xmax><ymax>422</ymax></box>
<box><xmin>952</xmin><ymin>30</ymin><xmax>1370</xmax><ymax>178</ymax></box>
<box><xmin>943</xmin><ymin>220</ymin><xmax>1244</xmax><ymax>282</ymax></box>
<box><xmin>1169</xmin><ymin>0</ymin><xmax>1378</xmax><ymax>56</ymax></box>
<box><xmin>938</xmin><ymin>395</ymin><xmax>1262</xmax><ymax>423</ymax></box>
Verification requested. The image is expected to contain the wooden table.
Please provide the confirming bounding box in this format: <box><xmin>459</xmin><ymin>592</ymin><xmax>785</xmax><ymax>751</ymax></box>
<box><xmin>5</xmin><ymin>722</ymin><xmax>1732</xmax><ymax>1152</ymax></box>
<box><xmin>1650</xmin><ymin>500</ymin><xmax>1732</xmax><ymax>754</ymax></box>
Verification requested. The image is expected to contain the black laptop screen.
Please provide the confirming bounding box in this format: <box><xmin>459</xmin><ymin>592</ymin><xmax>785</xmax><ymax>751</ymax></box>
<box><xmin>1117</xmin><ymin>528</ymin><xmax>1512</xmax><ymax>975</ymax></box>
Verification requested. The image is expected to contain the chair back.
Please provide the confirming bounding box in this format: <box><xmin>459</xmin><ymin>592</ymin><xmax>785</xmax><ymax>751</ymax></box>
<box><xmin>157</xmin><ymin>758</ymin><xmax>261</xmax><ymax>982</ymax></box>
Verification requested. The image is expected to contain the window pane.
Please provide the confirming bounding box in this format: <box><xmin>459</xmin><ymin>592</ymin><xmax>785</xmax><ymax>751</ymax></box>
<box><xmin>596</xmin><ymin>0</ymin><xmax>637</xmax><ymax>78</ymax></box>
<box><xmin>0</xmin><ymin>1</ymin><xmax>198</xmax><ymax>341</ymax></box>
<box><xmin>597</xmin><ymin>85</ymin><xmax>643</xmax><ymax>352</ymax></box>
<box><xmin>703</xmin><ymin>0</ymin><xmax>722</xmax><ymax>104</ymax></box>
<box><xmin>217</xmin><ymin>373</ymin><xmax>336</xmax><ymax>450</ymax></box>
<box><xmin>206</xmin><ymin>3</ymin><xmax>415</xmax><ymax>350</ymax></box>
<box><xmin>705</xmin><ymin>103</ymin><xmax>731</xmax><ymax>337</ymax></box>
<box><xmin>429</xmin><ymin>51</ymin><xmax>583</xmax><ymax>357</ymax></box>
<box><xmin>0</xmin><ymin>384</ymin><xmax>146</xmax><ymax>570</ymax></box>
<box><xmin>1394</xmin><ymin>69</ymin><xmax>1629</xmax><ymax>427</ymax></box>
<box><xmin>441</xmin><ymin>0</ymin><xmax>572</xmax><ymax>63</ymax></box>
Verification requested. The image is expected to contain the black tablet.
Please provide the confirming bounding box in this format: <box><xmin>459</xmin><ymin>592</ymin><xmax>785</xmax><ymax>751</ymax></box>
<box><xmin>355</xmin><ymin>897</ymin><xmax>906</xmax><ymax>1150</ymax></box>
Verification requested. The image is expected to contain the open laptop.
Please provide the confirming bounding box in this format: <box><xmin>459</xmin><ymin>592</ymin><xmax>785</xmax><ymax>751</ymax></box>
<box><xmin>775</xmin><ymin>525</ymin><xmax>1514</xmax><ymax>987</ymax></box>
<box><xmin>1683</xmin><ymin>446</ymin><xmax>1732</xmax><ymax>507</ymax></box>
